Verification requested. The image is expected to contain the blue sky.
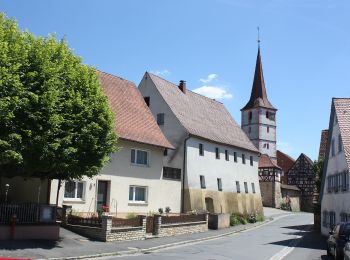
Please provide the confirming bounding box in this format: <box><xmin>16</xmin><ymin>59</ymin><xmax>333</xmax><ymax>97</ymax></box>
<box><xmin>2</xmin><ymin>0</ymin><xmax>350</xmax><ymax>160</ymax></box>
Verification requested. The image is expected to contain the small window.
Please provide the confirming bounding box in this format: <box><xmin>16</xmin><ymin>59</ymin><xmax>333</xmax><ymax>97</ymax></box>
<box><xmin>249</xmin><ymin>111</ymin><xmax>252</xmax><ymax>121</ymax></box>
<box><xmin>251</xmin><ymin>183</ymin><xmax>256</xmax><ymax>194</ymax></box>
<box><xmin>339</xmin><ymin>134</ymin><xmax>343</xmax><ymax>153</ymax></box>
<box><xmin>266</xmin><ymin>143</ymin><xmax>270</xmax><ymax>150</ymax></box>
<box><xmin>267</xmin><ymin>126</ymin><xmax>270</xmax><ymax>133</ymax></box>
<box><xmin>215</xmin><ymin>148</ymin><xmax>220</xmax><ymax>159</ymax></box>
<box><xmin>131</xmin><ymin>149</ymin><xmax>149</xmax><ymax>166</ymax></box>
<box><xmin>217</xmin><ymin>178</ymin><xmax>222</xmax><ymax>191</ymax></box>
<box><xmin>199</xmin><ymin>143</ymin><xmax>204</xmax><ymax>156</ymax></box>
<box><xmin>64</xmin><ymin>181</ymin><xmax>84</xmax><ymax>199</ymax></box>
<box><xmin>234</xmin><ymin>152</ymin><xmax>237</xmax><ymax>162</ymax></box>
<box><xmin>163</xmin><ymin>167</ymin><xmax>181</xmax><ymax>180</ymax></box>
<box><xmin>225</xmin><ymin>150</ymin><xmax>229</xmax><ymax>161</ymax></box>
<box><xmin>144</xmin><ymin>96</ymin><xmax>150</xmax><ymax>107</ymax></box>
<box><xmin>266</xmin><ymin>111</ymin><xmax>269</xmax><ymax>118</ymax></box>
<box><xmin>244</xmin><ymin>182</ymin><xmax>248</xmax><ymax>193</ymax></box>
<box><xmin>242</xmin><ymin>154</ymin><xmax>246</xmax><ymax>164</ymax></box>
<box><xmin>200</xmin><ymin>175</ymin><xmax>206</xmax><ymax>189</ymax></box>
<box><xmin>163</xmin><ymin>149</ymin><xmax>168</xmax><ymax>156</ymax></box>
<box><xmin>236</xmin><ymin>181</ymin><xmax>241</xmax><ymax>193</ymax></box>
<box><xmin>129</xmin><ymin>186</ymin><xmax>147</xmax><ymax>203</ymax></box>
<box><xmin>250</xmin><ymin>156</ymin><xmax>254</xmax><ymax>166</ymax></box>
<box><xmin>157</xmin><ymin>113</ymin><xmax>164</xmax><ymax>125</ymax></box>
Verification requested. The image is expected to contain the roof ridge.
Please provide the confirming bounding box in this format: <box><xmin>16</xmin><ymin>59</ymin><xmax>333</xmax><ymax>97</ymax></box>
<box><xmin>277</xmin><ymin>150</ymin><xmax>295</xmax><ymax>161</ymax></box>
<box><xmin>98</xmin><ymin>70</ymin><xmax>136</xmax><ymax>86</ymax></box>
<box><xmin>147</xmin><ymin>72</ymin><xmax>223</xmax><ymax>104</ymax></box>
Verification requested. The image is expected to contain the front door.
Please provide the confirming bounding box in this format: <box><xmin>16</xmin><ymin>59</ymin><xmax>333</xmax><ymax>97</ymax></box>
<box><xmin>97</xmin><ymin>181</ymin><xmax>108</xmax><ymax>211</ymax></box>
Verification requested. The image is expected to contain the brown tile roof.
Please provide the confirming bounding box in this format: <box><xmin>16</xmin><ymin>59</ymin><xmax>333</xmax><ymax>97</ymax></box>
<box><xmin>146</xmin><ymin>72</ymin><xmax>258</xmax><ymax>153</ymax></box>
<box><xmin>334</xmin><ymin>98</ymin><xmax>350</xmax><ymax>168</ymax></box>
<box><xmin>277</xmin><ymin>150</ymin><xmax>295</xmax><ymax>173</ymax></box>
<box><xmin>318</xmin><ymin>129</ymin><xmax>329</xmax><ymax>161</ymax></box>
<box><xmin>98</xmin><ymin>71</ymin><xmax>173</xmax><ymax>149</ymax></box>
<box><xmin>259</xmin><ymin>154</ymin><xmax>282</xmax><ymax>169</ymax></box>
<box><xmin>241</xmin><ymin>47</ymin><xmax>276</xmax><ymax>111</ymax></box>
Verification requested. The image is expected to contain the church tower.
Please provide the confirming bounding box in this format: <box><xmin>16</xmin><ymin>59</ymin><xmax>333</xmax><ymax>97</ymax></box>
<box><xmin>241</xmin><ymin>47</ymin><xmax>277</xmax><ymax>160</ymax></box>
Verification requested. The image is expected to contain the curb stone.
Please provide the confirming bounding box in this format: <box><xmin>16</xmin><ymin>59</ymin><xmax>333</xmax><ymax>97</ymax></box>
<box><xmin>46</xmin><ymin>213</ymin><xmax>295</xmax><ymax>260</ymax></box>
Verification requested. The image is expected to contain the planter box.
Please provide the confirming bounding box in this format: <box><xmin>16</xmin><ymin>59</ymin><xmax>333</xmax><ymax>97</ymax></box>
<box><xmin>208</xmin><ymin>213</ymin><xmax>230</xmax><ymax>230</ymax></box>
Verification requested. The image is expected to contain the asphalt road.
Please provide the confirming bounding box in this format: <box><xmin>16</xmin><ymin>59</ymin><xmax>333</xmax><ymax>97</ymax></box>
<box><xmin>110</xmin><ymin>213</ymin><xmax>326</xmax><ymax>260</ymax></box>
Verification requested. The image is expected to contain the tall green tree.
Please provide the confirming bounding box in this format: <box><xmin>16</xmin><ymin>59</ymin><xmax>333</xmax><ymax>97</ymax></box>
<box><xmin>313</xmin><ymin>159</ymin><xmax>324</xmax><ymax>194</ymax></box>
<box><xmin>0</xmin><ymin>13</ymin><xmax>117</xmax><ymax>181</ymax></box>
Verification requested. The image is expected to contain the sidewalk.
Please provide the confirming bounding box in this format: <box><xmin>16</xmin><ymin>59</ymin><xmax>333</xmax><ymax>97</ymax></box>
<box><xmin>0</xmin><ymin>208</ymin><xmax>292</xmax><ymax>260</ymax></box>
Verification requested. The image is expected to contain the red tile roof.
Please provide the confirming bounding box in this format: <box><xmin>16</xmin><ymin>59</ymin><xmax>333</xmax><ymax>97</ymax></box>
<box><xmin>259</xmin><ymin>154</ymin><xmax>282</xmax><ymax>169</ymax></box>
<box><xmin>277</xmin><ymin>150</ymin><xmax>295</xmax><ymax>183</ymax></box>
<box><xmin>334</xmin><ymin>98</ymin><xmax>350</xmax><ymax>168</ymax></box>
<box><xmin>98</xmin><ymin>71</ymin><xmax>173</xmax><ymax>149</ymax></box>
<box><xmin>241</xmin><ymin>47</ymin><xmax>276</xmax><ymax>111</ymax></box>
<box><xmin>318</xmin><ymin>129</ymin><xmax>329</xmax><ymax>161</ymax></box>
<box><xmin>146</xmin><ymin>72</ymin><xmax>258</xmax><ymax>153</ymax></box>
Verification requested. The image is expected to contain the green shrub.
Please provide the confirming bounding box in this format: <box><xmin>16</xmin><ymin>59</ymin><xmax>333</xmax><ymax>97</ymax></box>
<box><xmin>230</xmin><ymin>214</ymin><xmax>241</xmax><ymax>226</ymax></box>
<box><xmin>127</xmin><ymin>212</ymin><xmax>137</xmax><ymax>219</ymax></box>
<box><xmin>255</xmin><ymin>213</ymin><xmax>265</xmax><ymax>222</ymax></box>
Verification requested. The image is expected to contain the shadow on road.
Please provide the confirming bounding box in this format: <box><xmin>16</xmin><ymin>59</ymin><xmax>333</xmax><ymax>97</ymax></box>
<box><xmin>268</xmin><ymin>224</ymin><xmax>329</xmax><ymax>251</ymax></box>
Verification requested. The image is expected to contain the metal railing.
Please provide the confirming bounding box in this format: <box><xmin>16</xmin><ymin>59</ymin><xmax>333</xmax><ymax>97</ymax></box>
<box><xmin>0</xmin><ymin>203</ymin><xmax>56</xmax><ymax>224</ymax></box>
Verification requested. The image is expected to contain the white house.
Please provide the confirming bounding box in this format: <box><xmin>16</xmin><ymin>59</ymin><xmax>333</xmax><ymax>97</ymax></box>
<box><xmin>320</xmin><ymin>98</ymin><xmax>350</xmax><ymax>236</ymax></box>
<box><xmin>49</xmin><ymin>71</ymin><xmax>179</xmax><ymax>216</ymax></box>
<box><xmin>138</xmin><ymin>73</ymin><xmax>263</xmax><ymax>214</ymax></box>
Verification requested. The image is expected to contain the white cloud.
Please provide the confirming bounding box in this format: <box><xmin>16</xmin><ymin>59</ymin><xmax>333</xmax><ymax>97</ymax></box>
<box><xmin>150</xmin><ymin>69</ymin><xmax>170</xmax><ymax>77</ymax></box>
<box><xmin>200</xmin><ymin>74</ymin><xmax>218</xmax><ymax>83</ymax></box>
<box><xmin>277</xmin><ymin>142</ymin><xmax>294</xmax><ymax>154</ymax></box>
<box><xmin>192</xmin><ymin>86</ymin><xmax>233</xmax><ymax>100</ymax></box>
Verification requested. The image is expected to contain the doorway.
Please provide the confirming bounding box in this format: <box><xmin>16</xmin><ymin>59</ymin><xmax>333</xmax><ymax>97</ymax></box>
<box><xmin>97</xmin><ymin>181</ymin><xmax>108</xmax><ymax>211</ymax></box>
<box><xmin>205</xmin><ymin>197</ymin><xmax>214</xmax><ymax>213</ymax></box>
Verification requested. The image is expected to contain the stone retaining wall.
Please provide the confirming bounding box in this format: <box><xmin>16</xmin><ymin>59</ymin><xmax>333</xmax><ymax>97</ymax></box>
<box><xmin>159</xmin><ymin>221</ymin><xmax>208</xmax><ymax>237</ymax></box>
<box><xmin>63</xmin><ymin>212</ymin><xmax>209</xmax><ymax>241</ymax></box>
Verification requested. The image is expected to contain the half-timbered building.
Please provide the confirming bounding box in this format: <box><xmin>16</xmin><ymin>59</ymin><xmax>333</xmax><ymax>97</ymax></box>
<box><xmin>287</xmin><ymin>153</ymin><xmax>315</xmax><ymax>212</ymax></box>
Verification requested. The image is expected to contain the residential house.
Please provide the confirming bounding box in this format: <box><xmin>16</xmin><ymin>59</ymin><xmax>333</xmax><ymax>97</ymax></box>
<box><xmin>321</xmin><ymin>98</ymin><xmax>350</xmax><ymax>236</ymax></box>
<box><xmin>138</xmin><ymin>72</ymin><xmax>263</xmax><ymax>215</ymax></box>
<box><xmin>49</xmin><ymin>71</ymin><xmax>178</xmax><ymax>215</ymax></box>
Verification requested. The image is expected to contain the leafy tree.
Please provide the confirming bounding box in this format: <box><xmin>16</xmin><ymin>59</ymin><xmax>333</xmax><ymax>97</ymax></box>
<box><xmin>0</xmin><ymin>13</ymin><xmax>117</xmax><ymax>181</ymax></box>
<box><xmin>313</xmin><ymin>159</ymin><xmax>324</xmax><ymax>194</ymax></box>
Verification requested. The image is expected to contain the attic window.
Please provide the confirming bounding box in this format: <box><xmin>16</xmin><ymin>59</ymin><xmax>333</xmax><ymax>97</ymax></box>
<box><xmin>157</xmin><ymin>113</ymin><xmax>164</xmax><ymax>125</ymax></box>
<box><xmin>249</xmin><ymin>111</ymin><xmax>252</xmax><ymax>122</ymax></box>
<box><xmin>215</xmin><ymin>148</ymin><xmax>220</xmax><ymax>159</ymax></box>
<box><xmin>144</xmin><ymin>97</ymin><xmax>150</xmax><ymax>107</ymax></box>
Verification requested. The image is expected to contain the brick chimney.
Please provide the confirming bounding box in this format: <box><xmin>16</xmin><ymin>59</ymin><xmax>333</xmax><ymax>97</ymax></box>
<box><xmin>179</xmin><ymin>80</ymin><xmax>186</xmax><ymax>93</ymax></box>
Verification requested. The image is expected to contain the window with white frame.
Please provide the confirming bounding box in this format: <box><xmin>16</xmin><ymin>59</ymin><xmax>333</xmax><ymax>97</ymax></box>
<box><xmin>64</xmin><ymin>181</ymin><xmax>84</xmax><ymax>199</ymax></box>
<box><xmin>129</xmin><ymin>186</ymin><xmax>147</xmax><ymax>203</ymax></box>
<box><xmin>131</xmin><ymin>149</ymin><xmax>149</xmax><ymax>166</ymax></box>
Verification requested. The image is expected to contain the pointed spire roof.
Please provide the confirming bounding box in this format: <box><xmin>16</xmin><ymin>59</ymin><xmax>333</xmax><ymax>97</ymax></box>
<box><xmin>241</xmin><ymin>47</ymin><xmax>276</xmax><ymax>111</ymax></box>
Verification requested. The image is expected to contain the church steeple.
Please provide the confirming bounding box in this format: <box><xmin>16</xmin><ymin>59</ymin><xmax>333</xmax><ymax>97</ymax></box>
<box><xmin>241</xmin><ymin>47</ymin><xmax>276</xmax><ymax>111</ymax></box>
